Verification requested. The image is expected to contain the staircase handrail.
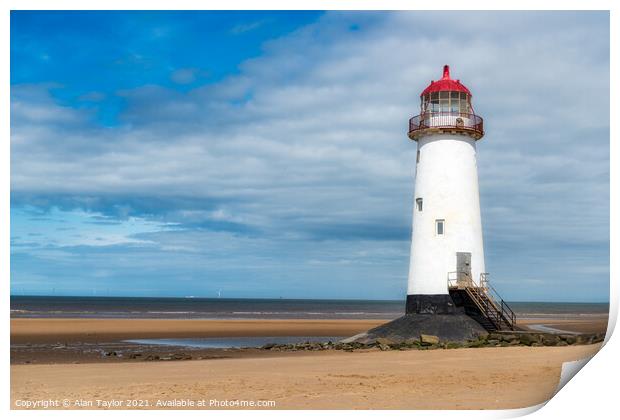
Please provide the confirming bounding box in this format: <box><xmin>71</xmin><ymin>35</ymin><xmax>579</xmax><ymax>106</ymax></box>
<box><xmin>480</xmin><ymin>273</ymin><xmax>516</xmax><ymax>329</ymax></box>
<box><xmin>464</xmin><ymin>287</ymin><xmax>501</xmax><ymax>330</ymax></box>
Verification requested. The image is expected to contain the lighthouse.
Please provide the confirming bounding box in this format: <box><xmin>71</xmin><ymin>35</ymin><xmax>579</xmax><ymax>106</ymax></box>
<box><xmin>405</xmin><ymin>65</ymin><xmax>486</xmax><ymax>315</ymax></box>
<box><xmin>347</xmin><ymin>65</ymin><xmax>517</xmax><ymax>344</ymax></box>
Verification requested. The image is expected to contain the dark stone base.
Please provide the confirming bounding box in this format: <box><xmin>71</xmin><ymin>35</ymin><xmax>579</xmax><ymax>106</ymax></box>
<box><xmin>405</xmin><ymin>294</ymin><xmax>463</xmax><ymax>315</ymax></box>
<box><xmin>347</xmin><ymin>313</ymin><xmax>488</xmax><ymax>344</ymax></box>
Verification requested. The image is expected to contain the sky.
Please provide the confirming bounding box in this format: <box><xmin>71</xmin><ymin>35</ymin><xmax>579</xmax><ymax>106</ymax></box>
<box><xmin>10</xmin><ymin>11</ymin><xmax>609</xmax><ymax>302</ymax></box>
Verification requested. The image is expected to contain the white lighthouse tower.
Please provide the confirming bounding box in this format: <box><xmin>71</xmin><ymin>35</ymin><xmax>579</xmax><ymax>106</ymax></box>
<box><xmin>346</xmin><ymin>66</ymin><xmax>515</xmax><ymax>343</ymax></box>
<box><xmin>405</xmin><ymin>65</ymin><xmax>486</xmax><ymax>315</ymax></box>
<box><xmin>348</xmin><ymin>65</ymin><xmax>515</xmax><ymax>344</ymax></box>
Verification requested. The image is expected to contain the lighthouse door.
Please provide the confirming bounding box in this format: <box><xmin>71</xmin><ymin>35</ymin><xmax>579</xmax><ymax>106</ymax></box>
<box><xmin>456</xmin><ymin>252</ymin><xmax>472</xmax><ymax>284</ymax></box>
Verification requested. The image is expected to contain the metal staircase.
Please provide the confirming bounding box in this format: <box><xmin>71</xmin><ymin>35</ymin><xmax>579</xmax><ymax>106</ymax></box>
<box><xmin>448</xmin><ymin>272</ymin><xmax>517</xmax><ymax>331</ymax></box>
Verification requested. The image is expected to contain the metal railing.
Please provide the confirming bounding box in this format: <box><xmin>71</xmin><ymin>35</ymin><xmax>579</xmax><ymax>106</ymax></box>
<box><xmin>408</xmin><ymin>112</ymin><xmax>484</xmax><ymax>139</ymax></box>
<box><xmin>447</xmin><ymin>271</ymin><xmax>516</xmax><ymax>330</ymax></box>
<box><xmin>479</xmin><ymin>273</ymin><xmax>516</xmax><ymax>329</ymax></box>
<box><xmin>447</xmin><ymin>271</ymin><xmax>473</xmax><ymax>289</ymax></box>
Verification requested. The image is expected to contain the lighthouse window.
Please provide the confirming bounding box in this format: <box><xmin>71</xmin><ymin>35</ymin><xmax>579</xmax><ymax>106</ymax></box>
<box><xmin>435</xmin><ymin>219</ymin><xmax>445</xmax><ymax>235</ymax></box>
<box><xmin>429</xmin><ymin>92</ymin><xmax>439</xmax><ymax>112</ymax></box>
<box><xmin>460</xmin><ymin>100</ymin><xmax>468</xmax><ymax>114</ymax></box>
<box><xmin>439</xmin><ymin>92</ymin><xmax>449</xmax><ymax>112</ymax></box>
<box><xmin>450</xmin><ymin>99</ymin><xmax>459</xmax><ymax>113</ymax></box>
<box><xmin>416</xmin><ymin>198</ymin><xmax>423</xmax><ymax>211</ymax></box>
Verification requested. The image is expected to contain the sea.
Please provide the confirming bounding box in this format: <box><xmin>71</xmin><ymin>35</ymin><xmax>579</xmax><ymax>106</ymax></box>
<box><xmin>10</xmin><ymin>296</ymin><xmax>609</xmax><ymax>320</ymax></box>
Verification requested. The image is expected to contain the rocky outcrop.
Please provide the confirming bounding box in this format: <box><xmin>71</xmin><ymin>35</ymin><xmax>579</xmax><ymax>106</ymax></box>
<box><xmin>258</xmin><ymin>331</ymin><xmax>605</xmax><ymax>353</ymax></box>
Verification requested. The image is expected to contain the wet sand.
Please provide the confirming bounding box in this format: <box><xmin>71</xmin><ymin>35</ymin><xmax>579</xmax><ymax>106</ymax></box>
<box><xmin>518</xmin><ymin>317</ymin><xmax>609</xmax><ymax>334</ymax></box>
<box><xmin>11</xmin><ymin>318</ymin><xmax>384</xmax><ymax>344</ymax></box>
<box><xmin>10</xmin><ymin>316</ymin><xmax>608</xmax><ymax>365</ymax></box>
<box><xmin>10</xmin><ymin>318</ymin><xmax>386</xmax><ymax>365</ymax></box>
<box><xmin>12</xmin><ymin>316</ymin><xmax>608</xmax><ymax>344</ymax></box>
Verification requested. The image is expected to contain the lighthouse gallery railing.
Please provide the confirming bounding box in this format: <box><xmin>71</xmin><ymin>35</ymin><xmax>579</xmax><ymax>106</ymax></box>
<box><xmin>409</xmin><ymin>112</ymin><xmax>484</xmax><ymax>138</ymax></box>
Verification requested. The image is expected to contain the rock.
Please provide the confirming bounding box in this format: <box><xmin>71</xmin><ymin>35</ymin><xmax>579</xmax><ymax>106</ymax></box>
<box><xmin>378</xmin><ymin>344</ymin><xmax>390</xmax><ymax>351</ymax></box>
<box><xmin>542</xmin><ymin>336</ymin><xmax>560</xmax><ymax>346</ymax></box>
<box><xmin>261</xmin><ymin>343</ymin><xmax>277</xmax><ymax>350</ymax></box>
<box><xmin>376</xmin><ymin>337</ymin><xmax>395</xmax><ymax>346</ymax></box>
<box><xmin>575</xmin><ymin>335</ymin><xmax>589</xmax><ymax>345</ymax></box>
<box><xmin>519</xmin><ymin>334</ymin><xmax>539</xmax><ymax>346</ymax></box>
<box><xmin>487</xmin><ymin>339</ymin><xmax>500</xmax><ymax>346</ymax></box>
<box><xmin>466</xmin><ymin>340</ymin><xmax>485</xmax><ymax>348</ymax></box>
<box><xmin>488</xmin><ymin>333</ymin><xmax>502</xmax><ymax>341</ymax></box>
<box><xmin>420</xmin><ymin>334</ymin><xmax>440</xmax><ymax>345</ymax></box>
<box><xmin>445</xmin><ymin>341</ymin><xmax>462</xmax><ymax>349</ymax></box>
<box><xmin>559</xmin><ymin>335</ymin><xmax>577</xmax><ymax>345</ymax></box>
<box><xmin>501</xmin><ymin>334</ymin><xmax>517</xmax><ymax>342</ymax></box>
<box><xmin>404</xmin><ymin>339</ymin><xmax>420</xmax><ymax>347</ymax></box>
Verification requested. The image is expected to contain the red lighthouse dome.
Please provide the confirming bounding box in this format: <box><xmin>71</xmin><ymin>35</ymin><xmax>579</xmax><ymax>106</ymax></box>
<box><xmin>421</xmin><ymin>65</ymin><xmax>471</xmax><ymax>97</ymax></box>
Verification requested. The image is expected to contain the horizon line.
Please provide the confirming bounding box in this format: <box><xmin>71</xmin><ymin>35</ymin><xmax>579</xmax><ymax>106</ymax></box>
<box><xmin>9</xmin><ymin>294</ymin><xmax>611</xmax><ymax>305</ymax></box>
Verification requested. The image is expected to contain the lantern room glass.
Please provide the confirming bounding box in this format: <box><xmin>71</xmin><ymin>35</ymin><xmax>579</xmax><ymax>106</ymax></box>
<box><xmin>421</xmin><ymin>91</ymin><xmax>471</xmax><ymax>115</ymax></box>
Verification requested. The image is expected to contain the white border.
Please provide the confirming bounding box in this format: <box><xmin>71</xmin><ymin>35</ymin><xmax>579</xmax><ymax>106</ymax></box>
<box><xmin>3</xmin><ymin>1</ymin><xmax>616</xmax><ymax>419</ymax></box>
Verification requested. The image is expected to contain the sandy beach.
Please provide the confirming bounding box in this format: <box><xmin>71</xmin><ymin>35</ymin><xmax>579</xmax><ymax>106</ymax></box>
<box><xmin>10</xmin><ymin>317</ymin><xmax>607</xmax><ymax>409</ymax></box>
<box><xmin>11</xmin><ymin>343</ymin><xmax>602</xmax><ymax>410</ymax></box>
